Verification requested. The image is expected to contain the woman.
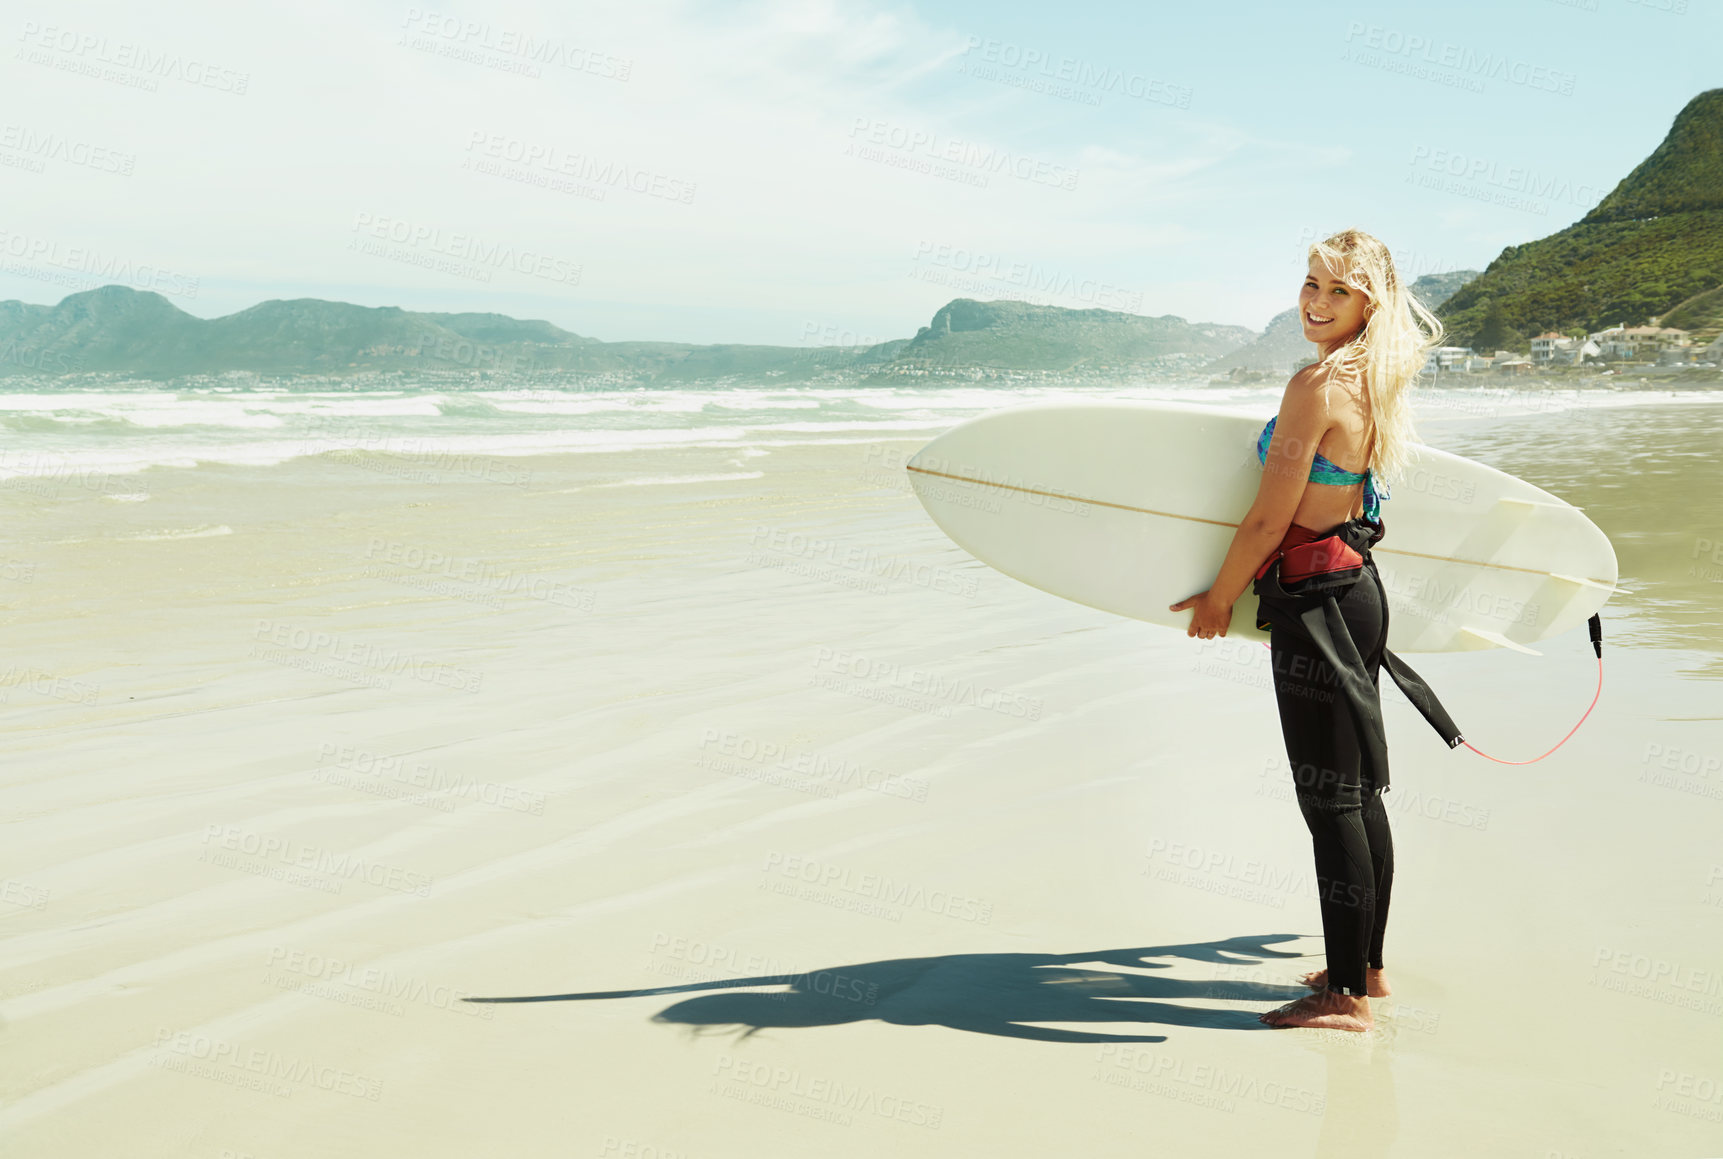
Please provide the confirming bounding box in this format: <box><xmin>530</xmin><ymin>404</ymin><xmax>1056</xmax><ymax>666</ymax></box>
<box><xmin>1170</xmin><ymin>229</ymin><xmax>1444</xmax><ymax>1032</ymax></box>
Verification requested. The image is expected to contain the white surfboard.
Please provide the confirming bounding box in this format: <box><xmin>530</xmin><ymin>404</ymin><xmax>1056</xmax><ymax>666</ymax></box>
<box><xmin>905</xmin><ymin>400</ymin><xmax>1618</xmax><ymax>653</ymax></box>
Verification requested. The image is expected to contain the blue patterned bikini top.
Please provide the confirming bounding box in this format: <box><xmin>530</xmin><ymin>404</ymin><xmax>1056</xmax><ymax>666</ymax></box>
<box><xmin>1257</xmin><ymin>416</ymin><xmax>1388</xmax><ymax>522</ymax></box>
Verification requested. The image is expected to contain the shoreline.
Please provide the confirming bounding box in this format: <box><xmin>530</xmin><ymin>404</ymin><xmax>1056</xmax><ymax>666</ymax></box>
<box><xmin>0</xmin><ymin>361</ymin><xmax>1718</xmax><ymax>392</ymax></box>
<box><xmin>3</xmin><ymin>377</ymin><xmax>1722</xmax><ymax>490</ymax></box>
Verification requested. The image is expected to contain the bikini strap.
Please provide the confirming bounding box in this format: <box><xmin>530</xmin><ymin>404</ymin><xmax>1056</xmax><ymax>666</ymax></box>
<box><xmin>1358</xmin><ymin>414</ymin><xmax>1381</xmax><ymax>521</ymax></box>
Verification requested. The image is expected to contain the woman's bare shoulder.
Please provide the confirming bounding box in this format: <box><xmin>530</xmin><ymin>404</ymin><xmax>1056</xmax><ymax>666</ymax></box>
<box><xmin>1281</xmin><ymin>365</ymin><xmax>1339</xmax><ymax>418</ymax></box>
<box><xmin>1290</xmin><ymin>362</ymin><xmax>1367</xmax><ymax>416</ymax></box>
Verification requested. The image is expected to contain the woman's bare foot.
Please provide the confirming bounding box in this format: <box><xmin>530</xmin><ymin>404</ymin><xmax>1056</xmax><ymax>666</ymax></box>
<box><xmin>1298</xmin><ymin>966</ymin><xmax>1390</xmax><ymax>997</ymax></box>
<box><xmin>1259</xmin><ymin>989</ymin><xmax>1373</xmax><ymax>1032</ymax></box>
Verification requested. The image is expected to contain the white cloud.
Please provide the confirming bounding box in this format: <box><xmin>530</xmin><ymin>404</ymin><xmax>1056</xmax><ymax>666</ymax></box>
<box><xmin>0</xmin><ymin>0</ymin><xmax>1527</xmax><ymax>344</ymax></box>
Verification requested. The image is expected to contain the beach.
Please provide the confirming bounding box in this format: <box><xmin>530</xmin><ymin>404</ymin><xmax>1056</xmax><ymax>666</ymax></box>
<box><xmin>2</xmin><ymin>386</ymin><xmax>1721</xmax><ymax>1157</ymax></box>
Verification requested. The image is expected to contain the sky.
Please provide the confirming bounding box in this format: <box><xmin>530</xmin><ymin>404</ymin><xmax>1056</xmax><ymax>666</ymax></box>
<box><xmin>0</xmin><ymin>0</ymin><xmax>1715</xmax><ymax>347</ymax></box>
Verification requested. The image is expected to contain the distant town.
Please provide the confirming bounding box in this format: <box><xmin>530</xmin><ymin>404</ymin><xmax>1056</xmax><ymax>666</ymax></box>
<box><xmin>1418</xmin><ymin>323</ymin><xmax>1717</xmax><ymax>376</ymax></box>
<box><xmin>1209</xmin><ymin>321</ymin><xmax>1720</xmax><ymax>387</ymax></box>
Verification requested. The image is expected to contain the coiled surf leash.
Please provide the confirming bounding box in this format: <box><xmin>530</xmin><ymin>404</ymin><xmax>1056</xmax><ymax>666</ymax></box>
<box><xmin>1254</xmin><ymin>613</ymin><xmax>1605</xmax><ymax>765</ymax></box>
<box><xmin>1460</xmin><ymin>614</ymin><xmax>1604</xmax><ymax>765</ymax></box>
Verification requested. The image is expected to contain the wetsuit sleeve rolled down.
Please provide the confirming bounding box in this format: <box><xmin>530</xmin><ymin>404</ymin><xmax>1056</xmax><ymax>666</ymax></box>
<box><xmin>1256</xmin><ymin>584</ymin><xmax>1396</xmax><ymax>792</ymax></box>
<box><xmin>1252</xmin><ymin>517</ymin><xmax>1466</xmax><ymax>792</ymax></box>
<box><xmin>1380</xmin><ymin>651</ymin><xmax>1463</xmax><ymax>749</ymax></box>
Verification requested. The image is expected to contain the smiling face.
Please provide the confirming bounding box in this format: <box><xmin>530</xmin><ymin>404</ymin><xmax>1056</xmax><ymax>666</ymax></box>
<box><xmin>1299</xmin><ymin>255</ymin><xmax>1369</xmax><ymax>353</ymax></box>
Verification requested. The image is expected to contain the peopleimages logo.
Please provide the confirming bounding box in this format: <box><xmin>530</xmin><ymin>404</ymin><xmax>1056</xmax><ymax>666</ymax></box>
<box><xmin>250</xmin><ymin>619</ymin><xmax>483</xmax><ymax>693</ymax></box>
<box><xmin>1341</xmin><ymin>22</ymin><xmax>1576</xmax><ymax>95</ymax></box>
<box><xmin>398</xmin><ymin>9</ymin><xmax>634</xmax><ymax>80</ymax></box>
<box><xmin>761</xmin><ymin>851</ymin><xmax>994</xmax><ymax>923</ymax></box>
<box><xmin>1406</xmin><ymin>147</ymin><xmax>1603</xmax><ymax>209</ymax></box>
<box><xmin>698</xmin><ymin>727</ymin><xmax>931</xmax><ymax>802</ymax></box>
<box><xmin>712</xmin><ymin>1054</ymin><xmax>944</xmax><ymax>1128</ymax></box>
<box><xmin>809</xmin><ymin>645</ymin><xmax>1044</xmax><ymax>721</ymax></box>
<box><xmin>16</xmin><ymin>22</ymin><xmax>251</xmax><ymax>94</ymax></box>
<box><xmin>462</xmin><ymin>131</ymin><xmax>697</xmax><ymax>203</ymax></box>
<box><xmin>746</xmin><ymin>524</ymin><xmax>978</xmax><ymax>602</ymax></box>
<box><xmin>910</xmin><ymin>241</ymin><xmax>1145</xmax><ymax>312</ymax></box>
<box><xmin>315</xmin><ymin>742</ymin><xmax>548</xmax><ymax>815</ymax></box>
<box><xmin>0</xmin><ymin>226</ymin><xmax>199</xmax><ymax>297</ymax></box>
<box><xmin>349</xmin><ymin>212</ymin><xmax>582</xmax><ymax>285</ymax></box>
<box><xmin>200</xmin><ymin>824</ymin><xmax>433</xmax><ymax>897</ymax></box>
<box><xmin>956</xmin><ymin>36</ymin><xmax>1193</xmax><ymax>109</ymax></box>
<box><xmin>263</xmin><ymin>946</ymin><xmax>493</xmax><ymax>1019</ymax></box>
<box><xmin>151</xmin><ymin>1029</ymin><xmax>382</xmax><ymax>1101</ymax></box>
<box><xmin>845</xmin><ymin>117</ymin><xmax>1079</xmax><ymax>191</ymax></box>
<box><xmin>0</xmin><ymin>123</ymin><xmax>136</xmax><ymax>174</ymax></box>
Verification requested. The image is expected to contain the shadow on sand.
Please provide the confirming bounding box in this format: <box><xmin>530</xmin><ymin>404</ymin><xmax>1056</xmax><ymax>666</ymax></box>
<box><xmin>463</xmin><ymin>932</ymin><xmax>1315</xmax><ymax>1043</ymax></box>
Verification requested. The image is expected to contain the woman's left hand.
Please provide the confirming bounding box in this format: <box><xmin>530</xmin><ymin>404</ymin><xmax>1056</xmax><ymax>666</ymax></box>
<box><xmin>1170</xmin><ymin>589</ymin><xmax>1233</xmax><ymax>639</ymax></box>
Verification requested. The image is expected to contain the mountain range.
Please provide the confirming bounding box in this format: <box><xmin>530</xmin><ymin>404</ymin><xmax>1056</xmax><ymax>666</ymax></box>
<box><xmin>0</xmin><ymin>286</ymin><xmax>1266</xmax><ymax>383</ymax></box>
<box><xmin>0</xmin><ymin>271</ymin><xmax>1485</xmax><ymax>384</ymax></box>
<box><xmin>2</xmin><ymin>88</ymin><xmax>1716</xmax><ymax>382</ymax></box>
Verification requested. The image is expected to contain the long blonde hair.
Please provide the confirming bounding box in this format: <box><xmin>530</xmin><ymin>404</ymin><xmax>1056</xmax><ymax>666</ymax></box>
<box><xmin>1305</xmin><ymin>229</ymin><xmax>1443</xmax><ymax>484</ymax></box>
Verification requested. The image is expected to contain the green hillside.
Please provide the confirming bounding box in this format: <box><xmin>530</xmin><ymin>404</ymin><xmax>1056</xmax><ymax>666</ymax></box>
<box><xmin>1659</xmin><ymin>282</ymin><xmax>1723</xmax><ymax>344</ymax></box>
<box><xmin>1580</xmin><ymin>89</ymin><xmax>1723</xmax><ymax>223</ymax></box>
<box><xmin>1440</xmin><ymin>89</ymin><xmax>1723</xmax><ymax>347</ymax></box>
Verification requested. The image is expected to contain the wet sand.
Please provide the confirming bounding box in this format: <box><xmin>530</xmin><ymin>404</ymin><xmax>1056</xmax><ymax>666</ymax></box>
<box><xmin>1</xmin><ymin>396</ymin><xmax>1720</xmax><ymax>1157</ymax></box>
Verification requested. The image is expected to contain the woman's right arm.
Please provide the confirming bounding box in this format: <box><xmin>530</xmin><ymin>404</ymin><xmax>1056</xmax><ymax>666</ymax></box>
<box><xmin>1203</xmin><ymin>370</ymin><xmax>1333</xmax><ymax>608</ymax></box>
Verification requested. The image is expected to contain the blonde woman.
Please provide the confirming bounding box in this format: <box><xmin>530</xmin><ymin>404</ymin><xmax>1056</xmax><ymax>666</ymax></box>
<box><xmin>1171</xmin><ymin>229</ymin><xmax>1458</xmax><ymax>1032</ymax></box>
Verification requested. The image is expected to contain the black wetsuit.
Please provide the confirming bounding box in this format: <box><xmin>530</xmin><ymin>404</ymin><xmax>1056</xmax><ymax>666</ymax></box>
<box><xmin>1253</xmin><ymin>516</ymin><xmax>1462</xmax><ymax>997</ymax></box>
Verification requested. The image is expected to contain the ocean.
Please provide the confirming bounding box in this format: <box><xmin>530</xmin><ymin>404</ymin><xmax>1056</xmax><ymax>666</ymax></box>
<box><xmin>0</xmin><ymin>376</ymin><xmax>1716</xmax><ymax>483</ymax></box>
<box><xmin>4</xmin><ymin>375</ymin><xmax>1720</xmax><ymax>671</ymax></box>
